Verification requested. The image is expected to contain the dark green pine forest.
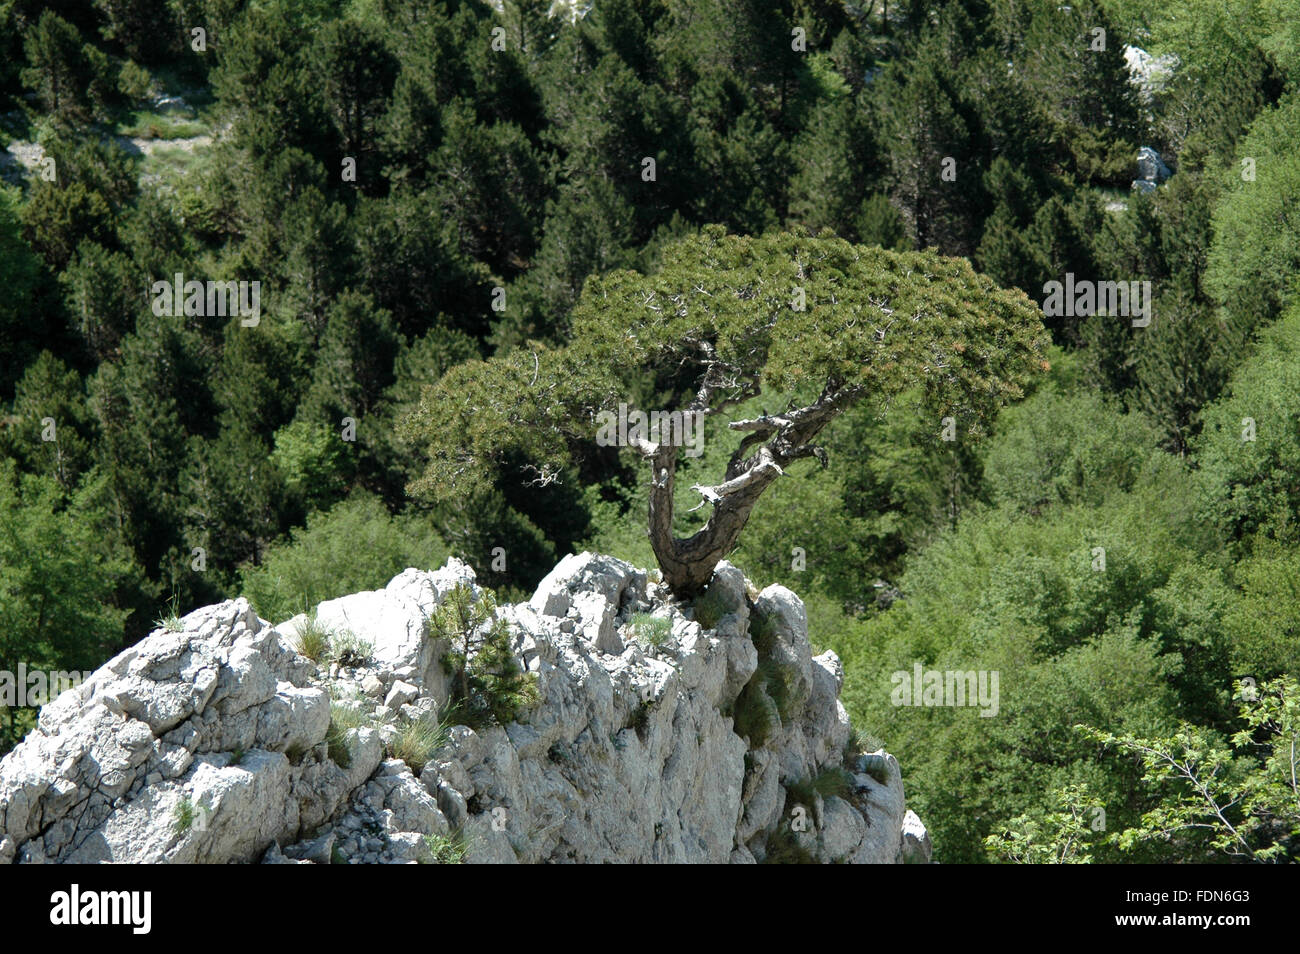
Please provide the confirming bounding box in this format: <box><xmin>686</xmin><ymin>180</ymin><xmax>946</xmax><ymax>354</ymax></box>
<box><xmin>2</xmin><ymin>0</ymin><xmax>1299</xmax><ymax>862</ymax></box>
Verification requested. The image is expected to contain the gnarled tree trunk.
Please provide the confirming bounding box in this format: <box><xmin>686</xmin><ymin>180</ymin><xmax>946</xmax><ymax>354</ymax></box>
<box><xmin>645</xmin><ymin>379</ymin><xmax>860</xmax><ymax>597</ymax></box>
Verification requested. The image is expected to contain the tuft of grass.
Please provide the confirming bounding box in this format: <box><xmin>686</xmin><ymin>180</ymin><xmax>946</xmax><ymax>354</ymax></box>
<box><xmin>733</xmin><ymin>677</ymin><xmax>781</xmax><ymax>749</ymax></box>
<box><xmin>749</xmin><ymin>607</ymin><xmax>779</xmax><ymax>656</ymax></box>
<box><xmin>762</xmin><ymin>824</ymin><xmax>818</xmax><ymax>864</ymax></box>
<box><xmin>329</xmin><ymin>700</ymin><xmax>370</xmax><ymax>731</ymax></box>
<box><xmin>692</xmin><ymin>585</ymin><xmax>730</xmax><ymax>630</ymax></box>
<box><xmin>327</xmin><ymin>700</ymin><xmax>371</xmax><ymax>770</ymax></box>
<box><xmin>732</xmin><ymin>656</ymin><xmax>801</xmax><ymax>749</ymax></box>
<box><xmin>330</xmin><ymin>629</ymin><xmax>373</xmax><ymax>668</ymax></box>
<box><xmin>815</xmin><ymin>768</ymin><xmax>853</xmax><ymax>800</ymax></box>
<box><xmin>626</xmin><ymin>699</ymin><xmax>654</xmax><ymax>737</ymax></box>
<box><xmin>292</xmin><ymin>612</ymin><xmax>333</xmax><ymax>663</ymax></box>
<box><xmin>786</xmin><ymin>767</ymin><xmax>853</xmax><ymax>807</ymax></box>
<box><xmin>760</xmin><ymin>659</ymin><xmax>798</xmax><ymax>720</ymax></box>
<box><xmin>140</xmin><ymin>142</ymin><xmax>204</xmax><ymax>178</ymax></box>
<box><xmin>730</xmin><ymin>603</ymin><xmax>803</xmax><ymax>751</ymax></box>
<box><xmin>628</xmin><ymin>613</ymin><xmax>671</xmax><ymax>647</ymax></box>
<box><xmin>860</xmin><ymin>753</ymin><xmax>890</xmax><ymax>785</ymax></box>
<box><xmin>422</xmin><ymin>829</ymin><xmax>468</xmax><ymax>864</ymax></box>
<box><xmin>843</xmin><ymin>727</ymin><xmax>865</xmax><ymax>762</ymax></box>
<box><xmin>842</xmin><ymin>726</ymin><xmax>884</xmax><ymax>764</ymax></box>
<box><xmin>154</xmin><ymin>591</ymin><xmax>183</xmax><ymax>633</ymax></box>
<box><xmin>228</xmin><ymin>747</ymin><xmax>245</xmax><ymax>767</ymax></box>
<box><xmin>387</xmin><ymin>715</ymin><xmax>448</xmax><ymax>775</ymax></box>
<box><xmin>327</xmin><ymin>733</ymin><xmax>351</xmax><ymax>769</ymax></box>
<box><xmin>116</xmin><ymin>107</ymin><xmax>208</xmax><ymax>139</ymax></box>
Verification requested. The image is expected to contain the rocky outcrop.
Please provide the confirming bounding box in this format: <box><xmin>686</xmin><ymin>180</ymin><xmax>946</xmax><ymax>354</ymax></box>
<box><xmin>1123</xmin><ymin>45</ymin><xmax>1177</xmax><ymax>104</ymax></box>
<box><xmin>0</xmin><ymin>553</ymin><xmax>931</xmax><ymax>864</ymax></box>
<box><xmin>1132</xmin><ymin>145</ymin><xmax>1172</xmax><ymax>195</ymax></box>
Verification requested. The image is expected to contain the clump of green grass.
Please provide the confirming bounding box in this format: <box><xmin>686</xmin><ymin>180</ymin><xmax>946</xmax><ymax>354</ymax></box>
<box><xmin>154</xmin><ymin>592</ymin><xmax>183</xmax><ymax>633</ymax></box>
<box><xmin>388</xmin><ymin>715</ymin><xmax>448</xmax><ymax>775</ymax></box>
<box><xmin>326</xmin><ymin>700</ymin><xmax>371</xmax><ymax>769</ymax></box>
<box><xmin>327</xmin><ymin>732</ymin><xmax>351</xmax><ymax>769</ymax></box>
<box><xmin>628</xmin><ymin>613</ymin><xmax>671</xmax><ymax>647</ymax></box>
<box><xmin>330</xmin><ymin>629</ymin><xmax>373</xmax><ymax>668</ymax></box>
<box><xmin>786</xmin><ymin>767</ymin><xmax>853</xmax><ymax>807</ymax></box>
<box><xmin>692</xmin><ymin>585</ymin><xmax>731</xmax><ymax>630</ymax></box>
<box><xmin>843</xmin><ymin>727</ymin><xmax>865</xmax><ymax>762</ymax></box>
<box><xmin>732</xmin><ymin>657</ymin><xmax>801</xmax><ymax>748</ymax></box>
<box><xmin>142</xmin><ymin>143</ymin><xmax>205</xmax><ymax>176</ymax></box>
<box><xmin>733</xmin><ymin>676</ymin><xmax>781</xmax><ymax>749</ymax></box>
<box><xmin>116</xmin><ymin>106</ymin><xmax>208</xmax><ymax>139</ymax></box>
<box><xmin>760</xmin><ymin>659</ymin><xmax>799</xmax><ymax>720</ymax></box>
<box><xmin>329</xmin><ymin>701</ymin><xmax>370</xmax><ymax>731</ymax></box>
<box><xmin>762</xmin><ymin>824</ymin><xmax>818</xmax><ymax>864</ymax></box>
<box><xmin>859</xmin><ymin>753</ymin><xmax>890</xmax><ymax>785</ymax></box>
<box><xmin>816</xmin><ymin>768</ymin><xmax>852</xmax><ymax>800</ymax></box>
<box><xmin>292</xmin><ymin>612</ymin><xmax>333</xmax><ymax>663</ymax></box>
<box><xmin>842</xmin><ymin>726</ymin><xmax>884</xmax><ymax>764</ymax></box>
<box><xmin>729</xmin><ymin>600</ymin><xmax>808</xmax><ymax>751</ymax></box>
<box><xmin>749</xmin><ymin>607</ymin><xmax>778</xmax><ymax>655</ymax></box>
<box><xmin>626</xmin><ymin>699</ymin><xmax>654</xmax><ymax>737</ymax></box>
<box><xmin>422</xmin><ymin>829</ymin><xmax>468</xmax><ymax>864</ymax></box>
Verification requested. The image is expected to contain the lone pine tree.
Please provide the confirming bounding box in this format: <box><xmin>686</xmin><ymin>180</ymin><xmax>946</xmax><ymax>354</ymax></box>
<box><xmin>402</xmin><ymin>226</ymin><xmax>1048</xmax><ymax>595</ymax></box>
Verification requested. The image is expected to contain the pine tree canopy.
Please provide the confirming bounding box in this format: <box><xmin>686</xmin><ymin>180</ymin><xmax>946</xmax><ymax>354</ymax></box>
<box><xmin>402</xmin><ymin>225</ymin><xmax>1048</xmax><ymax>592</ymax></box>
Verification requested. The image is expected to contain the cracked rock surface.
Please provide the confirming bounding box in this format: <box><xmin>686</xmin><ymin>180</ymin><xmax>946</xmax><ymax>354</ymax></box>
<box><xmin>0</xmin><ymin>553</ymin><xmax>930</xmax><ymax>864</ymax></box>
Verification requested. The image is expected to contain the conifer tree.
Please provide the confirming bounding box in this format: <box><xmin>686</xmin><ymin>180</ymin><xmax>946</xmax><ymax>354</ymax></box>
<box><xmin>403</xmin><ymin>227</ymin><xmax>1047</xmax><ymax>594</ymax></box>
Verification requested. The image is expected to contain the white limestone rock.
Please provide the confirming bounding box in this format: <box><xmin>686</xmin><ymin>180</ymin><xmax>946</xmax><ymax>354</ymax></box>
<box><xmin>0</xmin><ymin>554</ymin><xmax>928</xmax><ymax>865</ymax></box>
<box><xmin>900</xmin><ymin>808</ymin><xmax>934</xmax><ymax>864</ymax></box>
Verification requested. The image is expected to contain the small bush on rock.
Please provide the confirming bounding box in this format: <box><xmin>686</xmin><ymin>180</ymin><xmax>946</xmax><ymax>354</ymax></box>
<box><xmin>434</xmin><ymin>584</ymin><xmax>540</xmax><ymax>729</ymax></box>
<box><xmin>154</xmin><ymin>592</ymin><xmax>183</xmax><ymax>633</ymax></box>
<box><xmin>172</xmin><ymin>796</ymin><xmax>195</xmax><ymax>835</ymax></box>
